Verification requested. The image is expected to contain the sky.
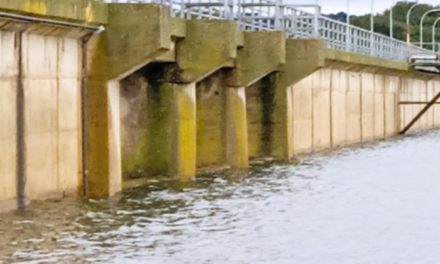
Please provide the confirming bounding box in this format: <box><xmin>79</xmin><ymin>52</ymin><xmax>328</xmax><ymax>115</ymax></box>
<box><xmin>287</xmin><ymin>0</ymin><xmax>439</xmax><ymax>15</ymax></box>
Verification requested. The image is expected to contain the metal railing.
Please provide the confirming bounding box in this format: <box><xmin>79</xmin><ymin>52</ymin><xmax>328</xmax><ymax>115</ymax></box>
<box><xmin>106</xmin><ymin>0</ymin><xmax>233</xmax><ymax>19</ymax></box>
<box><xmin>105</xmin><ymin>0</ymin><xmax>437</xmax><ymax>62</ymax></box>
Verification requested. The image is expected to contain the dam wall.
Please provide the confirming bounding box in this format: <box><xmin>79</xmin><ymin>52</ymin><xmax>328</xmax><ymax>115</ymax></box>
<box><xmin>0</xmin><ymin>0</ymin><xmax>106</xmax><ymax>210</ymax></box>
<box><xmin>1</xmin><ymin>2</ymin><xmax>440</xmax><ymax>211</ymax></box>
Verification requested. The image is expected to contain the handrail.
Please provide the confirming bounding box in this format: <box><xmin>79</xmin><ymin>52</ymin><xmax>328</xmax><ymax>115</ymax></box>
<box><xmin>104</xmin><ymin>0</ymin><xmax>437</xmax><ymax>62</ymax></box>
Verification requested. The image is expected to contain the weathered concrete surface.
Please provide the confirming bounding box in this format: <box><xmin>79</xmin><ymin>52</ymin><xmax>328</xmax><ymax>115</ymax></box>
<box><xmin>86</xmin><ymin>4</ymin><xmax>179</xmax><ymax>196</ymax></box>
<box><xmin>228</xmin><ymin>31</ymin><xmax>285</xmax><ymax>87</ymax></box>
<box><xmin>106</xmin><ymin>4</ymin><xmax>173</xmax><ymax>79</ymax></box>
<box><xmin>122</xmin><ymin>79</ymin><xmax>196</xmax><ymax>180</ymax></box>
<box><xmin>0</xmin><ymin>30</ymin><xmax>18</xmax><ymax>209</ymax></box>
<box><xmin>170</xmin><ymin>83</ymin><xmax>197</xmax><ymax>179</ymax></box>
<box><xmin>176</xmin><ymin>20</ymin><xmax>238</xmax><ymax>83</ymax></box>
<box><xmin>0</xmin><ymin>0</ymin><xmax>107</xmax><ymax>25</ymax></box>
<box><xmin>272</xmin><ymin>40</ymin><xmax>325</xmax><ymax>159</ymax></box>
<box><xmin>119</xmin><ymin>73</ymin><xmax>149</xmax><ymax>179</ymax></box>
<box><xmin>196</xmin><ymin>71</ymin><xmax>227</xmax><ymax>168</ymax></box>
<box><xmin>226</xmin><ymin>86</ymin><xmax>249</xmax><ymax>169</ymax></box>
<box><xmin>324</xmin><ymin>49</ymin><xmax>408</xmax><ymax>72</ymax></box>
<box><xmin>23</xmin><ymin>34</ymin><xmax>82</xmax><ymax>200</ymax></box>
<box><xmin>312</xmin><ymin>68</ymin><xmax>331</xmax><ymax>150</ymax></box>
<box><xmin>246</xmin><ymin>74</ymin><xmax>277</xmax><ymax>159</ymax></box>
<box><xmin>385</xmin><ymin>76</ymin><xmax>400</xmax><ymax>137</ymax></box>
<box><xmin>346</xmin><ymin>72</ymin><xmax>362</xmax><ymax>144</ymax></box>
<box><xmin>289</xmin><ymin>76</ymin><xmax>313</xmax><ymax>155</ymax></box>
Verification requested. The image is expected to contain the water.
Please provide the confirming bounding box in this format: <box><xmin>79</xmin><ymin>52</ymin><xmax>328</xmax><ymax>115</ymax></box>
<box><xmin>2</xmin><ymin>131</ymin><xmax>440</xmax><ymax>264</ymax></box>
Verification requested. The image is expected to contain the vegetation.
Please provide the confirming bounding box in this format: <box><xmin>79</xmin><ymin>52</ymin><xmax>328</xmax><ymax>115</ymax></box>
<box><xmin>327</xmin><ymin>2</ymin><xmax>440</xmax><ymax>49</ymax></box>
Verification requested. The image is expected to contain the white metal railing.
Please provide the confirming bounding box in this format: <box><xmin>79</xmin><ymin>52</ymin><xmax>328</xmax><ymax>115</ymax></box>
<box><xmin>105</xmin><ymin>0</ymin><xmax>233</xmax><ymax>19</ymax></box>
<box><xmin>105</xmin><ymin>0</ymin><xmax>437</xmax><ymax>62</ymax></box>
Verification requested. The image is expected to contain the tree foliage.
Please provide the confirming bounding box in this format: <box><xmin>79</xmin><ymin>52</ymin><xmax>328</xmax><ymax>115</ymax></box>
<box><xmin>328</xmin><ymin>2</ymin><xmax>440</xmax><ymax>49</ymax></box>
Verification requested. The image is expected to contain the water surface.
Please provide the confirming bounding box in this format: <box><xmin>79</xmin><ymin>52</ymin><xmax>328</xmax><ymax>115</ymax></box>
<box><xmin>2</xmin><ymin>131</ymin><xmax>440</xmax><ymax>263</ymax></box>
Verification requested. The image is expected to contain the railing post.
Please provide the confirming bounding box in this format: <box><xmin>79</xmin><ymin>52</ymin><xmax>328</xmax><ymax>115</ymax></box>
<box><xmin>180</xmin><ymin>0</ymin><xmax>185</xmax><ymax>19</ymax></box>
<box><xmin>313</xmin><ymin>5</ymin><xmax>320</xmax><ymax>38</ymax></box>
<box><xmin>275</xmin><ymin>0</ymin><xmax>281</xmax><ymax>30</ymax></box>
<box><xmin>346</xmin><ymin>24</ymin><xmax>351</xmax><ymax>52</ymax></box>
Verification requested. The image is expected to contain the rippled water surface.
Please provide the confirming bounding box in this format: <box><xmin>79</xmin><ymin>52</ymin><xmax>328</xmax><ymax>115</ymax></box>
<box><xmin>2</xmin><ymin>131</ymin><xmax>440</xmax><ymax>264</ymax></box>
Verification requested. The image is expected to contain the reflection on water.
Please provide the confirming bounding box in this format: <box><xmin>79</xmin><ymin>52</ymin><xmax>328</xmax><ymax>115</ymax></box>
<box><xmin>2</xmin><ymin>131</ymin><xmax>440</xmax><ymax>263</ymax></box>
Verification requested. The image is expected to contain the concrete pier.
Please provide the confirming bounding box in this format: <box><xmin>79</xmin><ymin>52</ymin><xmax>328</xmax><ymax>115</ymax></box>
<box><xmin>1</xmin><ymin>1</ymin><xmax>440</xmax><ymax>212</ymax></box>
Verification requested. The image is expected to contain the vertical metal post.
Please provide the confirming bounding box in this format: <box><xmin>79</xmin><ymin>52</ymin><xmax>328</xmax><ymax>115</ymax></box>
<box><xmin>16</xmin><ymin>32</ymin><xmax>26</xmax><ymax>209</ymax></box>
<box><xmin>346</xmin><ymin>0</ymin><xmax>350</xmax><ymax>51</ymax></box>
<box><xmin>390</xmin><ymin>0</ymin><xmax>397</xmax><ymax>38</ymax></box>
<box><xmin>370</xmin><ymin>0</ymin><xmax>375</xmax><ymax>56</ymax></box>
<box><xmin>432</xmin><ymin>18</ymin><xmax>440</xmax><ymax>52</ymax></box>
<box><xmin>313</xmin><ymin>5</ymin><xmax>320</xmax><ymax>38</ymax></box>
<box><xmin>180</xmin><ymin>0</ymin><xmax>185</xmax><ymax>19</ymax></box>
<box><xmin>274</xmin><ymin>0</ymin><xmax>281</xmax><ymax>30</ymax></box>
<box><xmin>419</xmin><ymin>9</ymin><xmax>440</xmax><ymax>49</ymax></box>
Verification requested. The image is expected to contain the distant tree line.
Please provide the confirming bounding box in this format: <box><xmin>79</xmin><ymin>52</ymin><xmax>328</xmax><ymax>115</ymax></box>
<box><xmin>326</xmin><ymin>2</ymin><xmax>440</xmax><ymax>49</ymax></box>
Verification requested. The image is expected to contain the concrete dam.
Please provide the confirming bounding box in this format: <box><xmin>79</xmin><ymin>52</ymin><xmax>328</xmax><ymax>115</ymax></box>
<box><xmin>1</xmin><ymin>0</ymin><xmax>440</xmax><ymax>212</ymax></box>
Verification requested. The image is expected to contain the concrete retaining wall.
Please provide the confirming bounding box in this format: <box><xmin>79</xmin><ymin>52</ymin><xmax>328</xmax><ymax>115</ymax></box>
<box><xmin>23</xmin><ymin>34</ymin><xmax>82</xmax><ymax>200</ymax></box>
<box><xmin>3</xmin><ymin>2</ymin><xmax>440</xmax><ymax>212</ymax></box>
<box><xmin>0</xmin><ymin>30</ymin><xmax>18</xmax><ymax>209</ymax></box>
<box><xmin>0</xmin><ymin>29</ymin><xmax>82</xmax><ymax>209</ymax></box>
<box><xmin>285</xmin><ymin>68</ymin><xmax>440</xmax><ymax>157</ymax></box>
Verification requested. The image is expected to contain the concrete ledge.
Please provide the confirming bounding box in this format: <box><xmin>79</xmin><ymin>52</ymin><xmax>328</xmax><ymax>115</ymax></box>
<box><xmin>176</xmin><ymin>20</ymin><xmax>240</xmax><ymax>83</ymax></box>
<box><xmin>324</xmin><ymin>48</ymin><xmax>409</xmax><ymax>72</ymax></box>
<box><xmin>278</xmin><ymin>39</ymin><xmax>325</xmax><ymax>87</ymax></box>
<box><xmin>171</xmin><ymin>17</ymin><xmax>186</xmax><ymax>38</ymax></box>
<box><xmin>229</xmin><ymin>31</ymin><xmax>286</xmax><ymax>87</ymax></box>
<box><xmin>107</xmin><ymin>4</ymin><xmax>173</xmax><ymax>80</ymax></box>
<box><xmin>0</xmin><ymin>0</ymin><xmax>107</xmax><ymax>25</ymax></box>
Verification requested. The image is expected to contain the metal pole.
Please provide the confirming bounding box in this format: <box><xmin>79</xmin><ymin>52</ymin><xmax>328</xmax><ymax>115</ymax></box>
<box><xmin>346</xmin><ymin>0</ymin><xmax>351</xmax><ymax>51</ymax></box>
<box><xmin>420</xmin><ymin>9</ymin><xmax>440</xmax><ymax>48</ymax></box>
<box><xmin>370</xmin><ymin>0</ymin><xmax>374</xmax><ymax>32</ymax></box>
<box><xmin>432</xmin><ymin>17</ymin><xmax>440</xmax><ymax>51</ymax></box>
<box><xmin>406</xmin><ymin>2</ymin><xmax>421</xmax><ymax>44</ymax></box>
<box><xmin>313</xmin><ymin>5</ymin><xmax>320</xmax><ymax>38</ymax></box>
<box><xmin>390</xmin><ymin>0</ymin><xmax>395</xmax><ymax>38</ymax></box>
<box><xmin>370</xmin><ymin>0</ymin><xmax>375</xmax><ymax>55</ymax></box>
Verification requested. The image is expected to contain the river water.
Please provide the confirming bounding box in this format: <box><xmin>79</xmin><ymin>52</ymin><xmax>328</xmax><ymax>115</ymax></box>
<box><xmin>1</xmin><ymin>131</ymin><xmax>440</xmax><ymax>264</ymax></box>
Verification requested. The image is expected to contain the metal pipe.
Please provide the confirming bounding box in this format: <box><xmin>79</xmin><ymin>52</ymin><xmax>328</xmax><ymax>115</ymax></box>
<box><xmin>432</xmin><ymin>17</ymin><xmax>440</xmax><ymax>51</ymax></box>
<box><xmin>390</xmin><ymin>0</ymin><xmax>396</xmax><ymax>38</ymax></box>
<box><xmin>346</xmin><ymin>0</ymin><xmax>351</xmax><ymax>51</ymax></box>
<box><xmin>0</xmin><ymin>11</ymin><xmax>103</xmax><ymax>31</ymax></box>
<box><xmin>370</xmin><ymin>0</ymin><xmax>375</xmax><ymax>56</ymax></box>
<box><xmin>80</xmin><ymin>33</ymin><xmax>95</xmax><ymax>197</ymax></box>
<box><xmin>16</xmin><ymin>32</ymin><xmax>26</xmax><ymax>210</ymax></box>
<box><xmin>370</xmin><ymin>0</ymin><xmax>374</xmax><ymax>32</ymax></box>
<box><xmin>420</xmin><ymin>9</ymin><xmax>440</xmax><ymax>48</ymax></box>
<box><xmin>406</xmin><ymin>2</ymin><xmax>422</xmax><ymax>44</ymax></box>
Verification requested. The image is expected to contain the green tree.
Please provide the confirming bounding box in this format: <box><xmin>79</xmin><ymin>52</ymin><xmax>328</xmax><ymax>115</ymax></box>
<box><xmin>350</xmin><ymin>2</ymin><xmax>440</xmax><ymax>49</ymax></box>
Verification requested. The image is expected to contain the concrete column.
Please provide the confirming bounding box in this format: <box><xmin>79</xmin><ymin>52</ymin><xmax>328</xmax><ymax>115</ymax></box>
<box><xmin>107</xmin><ymin>80</ymin><xmax>122</xmax><ymax>195</ymax></box>
<box><xmin>167</xmin><ymin>83</ymin><xmax>196</xmax><ymax>180</ymax></box>
<box><xmin>87</xmin><ymin>35</ymin><xmax>115</xmax><ymax>198</ymax></box>
<box><xmin>226</xmin><ymin>87</ymin><xmax>248</xmax><ymax>169</ymax></box>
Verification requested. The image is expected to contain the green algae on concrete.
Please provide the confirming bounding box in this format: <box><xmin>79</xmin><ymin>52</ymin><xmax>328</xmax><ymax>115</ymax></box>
<box><xmin>0</xmin><ymin>0</ymin><xmax>107</xmax><ymax>25</ymax></box>
<box><xmin>85</xmin><ymin>34</ymin><xmax>113</xmax><ymax>198</ymax></box>
<box><xmin>123</xmin><ymin>81</ymin><xmax>196</xmax><ymax>180</ymax></box>
<box><xmin>196</xmin><ymin>72</ymin><xmax>227</xmax><ymax>168</ymax></box>
<box><xmin>106</xmin><ymin>4</ymin><xmax>173</xmax><ymax>80</ymax></box>
<box><xmin>176</xmin><ymin>20</ymin><xmax>239</xmax><ymax>83</ymax></box>
<box><xmin>226</xmin><ymin>86</ymin><xmax>249</xmax><ymax>169</ymax></box>
<box><xmin>270</xmin><ymin>39</ymin><xmax>326</xmax><ymax>159</ymax></box>
<box><xmin>229</xmin><ymin>31</ymin><xmax>286</xmax><ymax>87</ymax></box>
<box><xmin>324</xmin><ymin>48</ymin><xmax>409</xmax><ymax>72</ymax></box>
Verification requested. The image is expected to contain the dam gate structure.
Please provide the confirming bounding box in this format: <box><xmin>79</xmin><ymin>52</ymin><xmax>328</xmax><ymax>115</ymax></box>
<box><xmin>0</xmin><ymin>0</ymin><xmax>440</xmax><ymax>212</ymax></box>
